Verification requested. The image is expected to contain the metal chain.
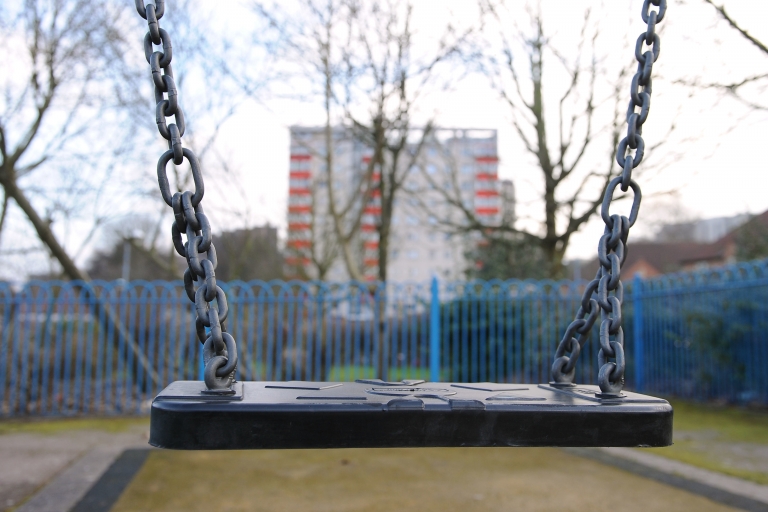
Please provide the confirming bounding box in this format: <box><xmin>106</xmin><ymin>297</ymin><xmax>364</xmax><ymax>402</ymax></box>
<box><xmin>552</xmin><ymin>0</ymin><xmax>666</xmax><ymax>396</ymax></box>
<box><xmin>135</xmin><ymin>0</ymin><xmax>237</xmax><ymax>391</ymax></box>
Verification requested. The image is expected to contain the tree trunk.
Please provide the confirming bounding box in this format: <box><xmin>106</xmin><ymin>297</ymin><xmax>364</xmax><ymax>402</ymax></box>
<box><xmin>2</xmin><ymin>177</ymin><xmax>160</xmax><ymax>388</ymax></box>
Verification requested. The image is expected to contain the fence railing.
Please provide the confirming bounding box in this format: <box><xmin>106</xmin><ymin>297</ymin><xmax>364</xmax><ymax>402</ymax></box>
<box><xmin>1</xmin><ymin>259</ymin><xmax>767</xmax><ymax>416</ymax></box>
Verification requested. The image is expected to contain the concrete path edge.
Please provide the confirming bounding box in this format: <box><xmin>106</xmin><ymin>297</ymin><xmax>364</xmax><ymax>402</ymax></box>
<box><xmin>567</xmin><ymin>447</ymin><xmax>768</xmax><ymax>512</ymax></box>
<box><xmin>69</xmin><ymin>449</ymin><xmax>150</xmax><ymax>512</ymax></box>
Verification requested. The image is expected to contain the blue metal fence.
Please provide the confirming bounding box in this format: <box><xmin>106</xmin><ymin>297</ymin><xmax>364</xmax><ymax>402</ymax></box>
<box><xmin>633</xmin><ymin>262</ymin><xmax>768</xmax><ymax>402</ymax></box>
<box><xmin>1</xmin><ymin>259</ymin><xmax>767</xmax><ymax>416</ymax></box>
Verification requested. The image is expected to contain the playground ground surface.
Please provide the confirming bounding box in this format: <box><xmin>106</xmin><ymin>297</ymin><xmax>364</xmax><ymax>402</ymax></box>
<box><xmin>1</xmin><ymin>397</ymin><xmax>767</xmax><ymax>511</ymax></box>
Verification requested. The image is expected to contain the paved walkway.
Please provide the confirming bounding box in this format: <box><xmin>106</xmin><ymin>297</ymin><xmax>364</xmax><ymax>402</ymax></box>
<box><xmin>604</xmin><ymin>447</ymin><xmax>768</xmax><ymax>505</ymax></box>
<box><xmin>568</xmin><ymin>448</ymin><xmax>768</xmax><ymax>512</ymax></box>
<box><xmin>0</xmin><ymin>422</ymin><xmax>148</xmax><ymax>512</ymax></box>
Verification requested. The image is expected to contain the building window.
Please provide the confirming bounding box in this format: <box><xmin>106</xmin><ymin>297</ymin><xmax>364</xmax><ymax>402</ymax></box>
<box><xmin>461</xmin><ymin>165</ymin><xmax>473</xmax><ymax>174</ymax></box>
<box><xmin>426</xmin><ymin>164</ymin><xmax>437</xmax><ymax>174</ymax></box>
<box><xmin>391</xmin><ymin>250</ymin><xmax>399</xmax><ymax>259</ymax></box>
<box><xmin>408</xmin><ymin>250</ymin><xmax>419</xmax><ymax>259</ymax></box>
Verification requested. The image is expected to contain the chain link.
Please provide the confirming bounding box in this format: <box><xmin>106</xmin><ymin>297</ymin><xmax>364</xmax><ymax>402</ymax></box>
<box><xmin>135</xmin><ymin>0</ymin><xmax>237</xmax><ymax>391</ymax></box>
<box><xmin>552</xmin><ymin>0</ymin><xmax>665</xmax><ymax>396</ymax></box>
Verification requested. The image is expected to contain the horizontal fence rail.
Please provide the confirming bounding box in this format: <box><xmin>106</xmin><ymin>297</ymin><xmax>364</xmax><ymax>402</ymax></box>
<box><xmin>1</xmin><ymin>259</ymin><xmax>767</xmax><ymax>416</ymax></box>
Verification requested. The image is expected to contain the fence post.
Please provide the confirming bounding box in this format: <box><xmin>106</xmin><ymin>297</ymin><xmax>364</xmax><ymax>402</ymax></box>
<box><xmin>429</xmin><ymin>276</ymin><xmax>441</xmax><ymax>382</ymax></box>
<box><xmin>633</xmin><ymin>273</ymin><xmax>644</xmax><ymax>392</ymax></box>
<box><xmin>199</xmin><ymin>324</ymin><xmax>210</xmax><ymax>381</ymax></box>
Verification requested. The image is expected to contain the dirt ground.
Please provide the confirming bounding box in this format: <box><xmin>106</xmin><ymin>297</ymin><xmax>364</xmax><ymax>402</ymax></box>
<box><xmin>112</xmin><ymin>447</ymin><xmax>740</xmax><ymax>512</ymax></box>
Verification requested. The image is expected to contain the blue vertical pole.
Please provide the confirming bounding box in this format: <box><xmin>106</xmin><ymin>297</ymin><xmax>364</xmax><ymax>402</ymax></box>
<box><xmin>633</xmin><ymin>273</ymin><xmax>644</xmax><ymax>392</ymax></box>
<box><xmin>198</xmin><ymin>324</ymin><xmax>208</xmax><ymax>381</ymax></box>
<box><xmin>429</xmin><ymin>276</ymin><xmax>441</xmax><ymax>382</ymax></box>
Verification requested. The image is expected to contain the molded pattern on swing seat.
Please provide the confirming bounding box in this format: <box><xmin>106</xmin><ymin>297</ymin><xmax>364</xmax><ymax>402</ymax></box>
<box><xmin>149</xmin><ymin>380</ymin><xmax>673</xmax><ymax>450</ymax></box>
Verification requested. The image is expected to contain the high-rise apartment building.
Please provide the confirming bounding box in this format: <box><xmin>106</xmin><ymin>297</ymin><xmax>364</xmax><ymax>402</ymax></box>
<box><xmin>286</xmin><ymin>127</ymin><xmax>512</xmax><ymax>281</ymax></box>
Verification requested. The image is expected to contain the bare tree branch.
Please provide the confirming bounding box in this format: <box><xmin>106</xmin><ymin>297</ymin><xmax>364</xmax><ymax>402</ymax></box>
<box><xmin>703</xmin><ymin>0</ymin><xmax>768</xmax><ymax>55</ymax></box>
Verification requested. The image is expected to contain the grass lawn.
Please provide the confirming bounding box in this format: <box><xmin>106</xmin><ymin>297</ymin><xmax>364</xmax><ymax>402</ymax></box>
<box><xmin>326</xmin><ymin>365</ymin><xmax>448</xmax><ymax>381</ymax></box>
<box><xmin>648</xmin><ymin>398</ymin><xmax>768</xmax><ymax>485</ymax></box>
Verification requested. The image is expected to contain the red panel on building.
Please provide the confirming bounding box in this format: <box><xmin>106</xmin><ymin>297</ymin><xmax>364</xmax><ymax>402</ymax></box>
<box><xmin>290</xmin><ymin>154</ymin><xmax>311</xmax><ymax>160</ymax></box>
<box><xmin>475</xmin><ymin>190</ymin><xmax>499</xmax><ymax>197</ymax></box>
<box><xmin>475</xmin><ymin>156</ymin><xmax>499</xmax><ymax>163</ymax></box>
<box><xmin>289</xmin><ymin>171</ymin><xmax>311</xmax><ymax>179</ymax></box>
<box><xmin>475</xmin><ymin>207</ymin><xmax>500</xmax><ymax>215</ymax></box>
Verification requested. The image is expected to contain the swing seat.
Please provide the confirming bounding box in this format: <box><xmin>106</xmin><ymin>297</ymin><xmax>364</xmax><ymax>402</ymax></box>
<box><xmin>149</xmin><ymin>380</ymin><xmax>673</xmax><ymax>450</ymax></box>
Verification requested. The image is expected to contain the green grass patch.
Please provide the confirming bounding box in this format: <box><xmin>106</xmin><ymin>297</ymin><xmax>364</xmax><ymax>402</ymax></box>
<box><xmin>650</xmin><ymin>442</ymin><xmax>768</xmax><ymax>485</ymax></box>
<box><xmin>647</xmin><ymin>399</ymin><xmax>768</xmax><ymax>485</ymax></box>
<box><xmin>665</xmin><ymin>399</ymin><xmax>768</xmax><ymax>444</ymax></box>
<box><xmin>0</xmin><ymin>416</ymin><xmax>148</xmax><ymax>436</ymax></box>
<box><xmin>326</xmin><ymin>365</ymin><xmax>378</xmax><ymax>381</ymax></box>
<box><xmin>326</xmin><ymin>365</ymin><xmax>448</xmax><ymax>381</ymax></box>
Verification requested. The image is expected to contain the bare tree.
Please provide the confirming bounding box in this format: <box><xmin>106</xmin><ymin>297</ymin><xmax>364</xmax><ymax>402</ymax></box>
<box><xmin>254</xmin><ymin>0</ymin><xmax>373</xmax><ymax>280</ymax></box>
<box><xmin>687</xmin><ymin>0</ymin><xmax>768</xmax><ymax>111</ymax></box>
<box><xmin>253</xmin><ymin>0</ymin><xmax>467</xmax><ymax>282</ymax></box>
<box><xmin>0</xmin><ymin>0</ymin><xmax>259</xmax><ymax>387</ymax></box>
<box><xmin>420</xmin><ymin>3</ymin><xmax>661</xmax><ymax>278</ymax></box>
<box><xmin>0</xmin><ymin>0</ymin><xmax>148</xmax><ymax>280</ymax></box>
<box><xmin>342</xmin><ymin>0</ymin><xmax>467</xmax><ymax>283</ymax></box>
<box><xmin>307</xmin><ymin>182</ymin><xmax>341</xmax><ymax>281</ymax></box>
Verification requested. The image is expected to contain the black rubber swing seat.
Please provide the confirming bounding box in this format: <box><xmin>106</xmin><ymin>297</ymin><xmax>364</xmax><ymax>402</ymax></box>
<box><xmin>149</xmin><ymin>379</ymin><xmax>673</xmax><ymax>450</ymax></box>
